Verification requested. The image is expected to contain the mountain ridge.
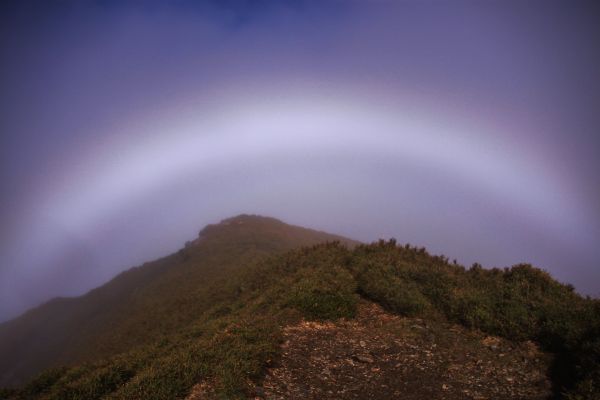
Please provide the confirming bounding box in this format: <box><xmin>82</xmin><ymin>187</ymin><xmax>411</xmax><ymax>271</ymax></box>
<box><xmin>0</xmin><ymin>215</ymin><xmax>598</xmax><ymax>399</ymax></box>
<box><xmin>0</xmin><ymin>214</ymin><xmax>358</xmax><ymax>387</ymax></box>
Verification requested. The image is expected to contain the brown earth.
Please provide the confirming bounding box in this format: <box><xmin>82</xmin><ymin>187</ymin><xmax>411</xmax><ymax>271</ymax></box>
<box><xmin>189</xmin><ymin>301</ymin><xmax>553</xmax><ymax>400</ymax></box>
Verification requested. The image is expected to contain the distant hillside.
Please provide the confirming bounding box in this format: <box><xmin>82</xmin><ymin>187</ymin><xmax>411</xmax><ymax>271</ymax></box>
<box><xmin>0</xmin><ymin>215</ymin><xmax>358</xmax><ymax>388</ymax></box>
<box><xmin>0</xmin><ymin>216</ymin><xmax>598</xmax><ymax>400</ymax></box>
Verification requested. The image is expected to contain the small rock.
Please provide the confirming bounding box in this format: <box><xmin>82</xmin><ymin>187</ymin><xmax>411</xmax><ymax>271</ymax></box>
<box><xmin>354</xmin><ymin>354</ymin><xmax>375</xmax><ymax>363</ymax></box>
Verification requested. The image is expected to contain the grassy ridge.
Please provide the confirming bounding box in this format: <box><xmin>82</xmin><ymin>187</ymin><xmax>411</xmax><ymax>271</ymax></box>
<box><xmin>2</xmin><ymin>240</ymin><xmax>598</xmax><ymax>399</ymax></box>
<box><xmin>0</xmin><ymin>215</ymin><xmax>358</xmax><ymax>388</ymax></box>
<box><xmin>350</xmin><ymin>241</ymin><xmax>600</xmax><ymax>398</ymax></box>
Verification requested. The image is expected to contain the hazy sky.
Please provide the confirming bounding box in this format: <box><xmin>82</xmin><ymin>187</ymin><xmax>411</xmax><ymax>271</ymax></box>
<box><xmin>1</xmin><ymin>0</ymin><xmax>599</xmax><ymax>322</ymax></box>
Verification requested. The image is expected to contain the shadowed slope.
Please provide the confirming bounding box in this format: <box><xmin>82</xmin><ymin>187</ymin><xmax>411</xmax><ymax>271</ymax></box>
<box><xmin>0</xmin><ymin>215</ymin><xmax>358</xmax><ymax>387</ymax></box>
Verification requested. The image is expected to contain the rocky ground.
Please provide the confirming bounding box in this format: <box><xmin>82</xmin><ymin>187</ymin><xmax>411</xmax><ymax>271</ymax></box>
<box><xmin>258</xmin><ymin>301</ymin><xmax>552</xmax><ymax>400</ymax></box>
<box><xmin>189</xmin><ymin>301</ymin><xmax>553</xmax><ymax>400</ymax></box>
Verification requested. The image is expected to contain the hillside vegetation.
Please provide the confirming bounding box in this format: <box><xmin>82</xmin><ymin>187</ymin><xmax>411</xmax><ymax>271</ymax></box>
<box><xmin>0</xmin><ymin>215</ymin><xmax>357</xmax><ymax>388</ymax></box>
<box><xmin>0</xmin><ymin>216</ymin><xmax>598</xmax><ymax>399</ymax></box>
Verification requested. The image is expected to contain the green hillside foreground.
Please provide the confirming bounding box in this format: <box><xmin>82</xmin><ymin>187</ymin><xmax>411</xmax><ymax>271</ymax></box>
<box><xmin>0</xmin><ymin>215</ymin><xmax>357</xmax><ymax>388</ymax></box>
<box><xmin>0</xmin><ymin>215</ymin><xmax>598</xmax><ymax>399</ymax></box>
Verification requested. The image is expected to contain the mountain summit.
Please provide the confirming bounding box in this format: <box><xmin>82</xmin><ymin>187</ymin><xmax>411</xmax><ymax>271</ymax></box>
<box><xmin>0</xmin><ymin>215</ymin><xmax>598</xmax><ymax>399</ymax></box>
<box><xmin>0</xmin><ymin>215</ymin><xmax>357</xmax><ymax>388</ymax></box>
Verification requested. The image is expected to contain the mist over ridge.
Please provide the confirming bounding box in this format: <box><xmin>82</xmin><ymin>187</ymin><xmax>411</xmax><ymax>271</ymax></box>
<box><xmin>1</xmin><ymin>0</ymin><xmax>599</xmax><ymax>351</ymax></box>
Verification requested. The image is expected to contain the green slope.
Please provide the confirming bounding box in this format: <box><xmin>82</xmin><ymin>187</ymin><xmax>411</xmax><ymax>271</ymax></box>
<box><xmin>0</xmin><ymin>215</ymin><xmax>358</xmax><ymax>388</ymax></box>
<box><xmin>0</xmin><ymin>217</ymin><xmax>598</xmax><ymax>399</ymax></box>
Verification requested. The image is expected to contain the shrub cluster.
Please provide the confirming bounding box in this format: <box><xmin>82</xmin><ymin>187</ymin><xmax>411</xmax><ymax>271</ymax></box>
<box><xmin>349</xmin><ymin>241</ymin><xmax>600</xmax><ymax>399</ymax></box>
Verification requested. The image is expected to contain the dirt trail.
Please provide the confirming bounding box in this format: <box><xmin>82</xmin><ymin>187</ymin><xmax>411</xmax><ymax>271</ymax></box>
<box><xmin>257</xmin><ymin>302</ymin><xmax>552</xmax><ymax>400</ymax></box>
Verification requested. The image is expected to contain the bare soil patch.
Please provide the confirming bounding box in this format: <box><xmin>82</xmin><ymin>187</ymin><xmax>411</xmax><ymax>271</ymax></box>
<box><xmin>256</xmin><ymin>302</ymin><xmax>551</xmax><ymax>400</ymax></box>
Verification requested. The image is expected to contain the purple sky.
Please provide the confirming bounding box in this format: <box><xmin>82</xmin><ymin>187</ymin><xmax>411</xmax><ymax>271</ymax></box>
<box><xmin>1</xmin><ymin>0</ymin><xmax>599</xmax><ymax>322</ymax></box>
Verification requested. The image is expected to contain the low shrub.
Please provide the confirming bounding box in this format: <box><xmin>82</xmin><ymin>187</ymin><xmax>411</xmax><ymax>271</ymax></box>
<box><xmin>285</xmin><ymin>265</ymin><xmax>357</xmax><ymax>320</ymax></box>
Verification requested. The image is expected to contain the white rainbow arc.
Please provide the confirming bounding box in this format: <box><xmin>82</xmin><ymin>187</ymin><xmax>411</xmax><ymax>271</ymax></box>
<box><xmin>33</xmin><ymin>91</ymin><xmax>582</xmax><ymax>248</ymax></box>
